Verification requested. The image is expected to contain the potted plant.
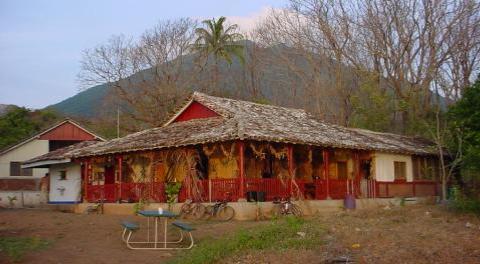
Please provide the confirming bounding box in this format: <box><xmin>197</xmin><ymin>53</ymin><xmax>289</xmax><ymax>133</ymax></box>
<box><xmin>165</xmin><ymin>182</ymin><xmax>182</xmax><ymax>211</ymax></box>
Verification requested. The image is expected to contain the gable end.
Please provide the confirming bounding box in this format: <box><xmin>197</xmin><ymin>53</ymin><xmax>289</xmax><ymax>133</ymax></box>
<box><xmin>172</xmin><ymin>101</ymin><xmax>220</xmax><ymax>123</ymax></box>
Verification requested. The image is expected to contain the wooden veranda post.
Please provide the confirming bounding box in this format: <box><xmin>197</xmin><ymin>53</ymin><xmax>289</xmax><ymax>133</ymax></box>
<box><xmin>354</xmin><ymin>151</ymin><xmax>360</xmax><ymax>196</ymax></box>
<box><xmin>83</xmin><ymin>160</ymin><xmax>88</xmax><ymax>201</ymax></box>
<box><xmin>237</xmin><ymin>141</ymin><xmax>245</xmax><ymax>200</ymax></box>
<box><xmin>117</xmin><ymin>156</ymin><xmax>122</xmax><ymax>202</ymax></box>
<box><xmin>287</xmin><ymin>145</ymin><xmax>294</xmax><ymax>194</ymax></box>
<box><xmin>85</xmin><ymin>158</ymin><xmax>92</xmax><ymax>202</ymax></box>
<box><xmin>323</xmin><ymin>150</ymin><xmax>331</xmax><ymax>199</ymax></box>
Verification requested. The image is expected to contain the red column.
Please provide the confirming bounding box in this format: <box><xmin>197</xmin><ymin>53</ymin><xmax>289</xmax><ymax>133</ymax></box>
<box><xmin>83</xmin><ymin>160</ymin><xmax>88</xmax><ymax>201</ymax></box>
<box><xmin>354</xmin><ymin>152</ymin><xmax>360</xmax><ymax>196</ymax></box>
<box><xmin>117</xmin><ymin>156</ymin><xmax>123</xmax><ymax>202</ymax></box>
<box><xmin>323</xmin><ymin>149</ymin><xmax>331</xmax><ymax>199</ymax></box>
<box><xmin>85</xmin><ymin>159</ymin><xmax>92</xmax><ymax>202</ymax></box>
<box><xmin>237</xmin><ymin>141</ymin><xmax>245</xmax><ymax>200</ymax></box>
<box><xmin>287</xmin><ymin>145</ymin><xmax>294</xmax><ymax>194</ymax></box>
<box><xmin>412</xmin><ymin>181</ymin><xmax>416</xmax><ymax>197</ymax></box>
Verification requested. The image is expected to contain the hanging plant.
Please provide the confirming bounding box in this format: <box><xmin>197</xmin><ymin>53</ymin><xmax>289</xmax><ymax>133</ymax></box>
<box><xmin>202</xmin><ymin>144</ymin><xmax>217</xmax><ymax>157</ymax></box>
<box><xmin>268</xmin><ymin>144</ymin><xmax>288</xmax><ymax>160</ymax></box>
<box><xmin>249</xmin><ymin>143</ymin><xmax>267</xmax><ymax>159</ymax></box>
<box><xmin>219</xmin><ymin>142</ymin><xmax>236</xmax><ymax>165</ymax></box>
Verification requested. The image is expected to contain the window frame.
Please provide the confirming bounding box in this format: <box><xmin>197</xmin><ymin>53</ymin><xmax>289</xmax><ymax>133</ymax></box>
<box><xmin>10</xmin><ymin>162</ymin><xmax>32</xmax><ymax>176</ymax></box>
<box><xmin>59</xmin><ymin>170</ymin><xmax>67</xmax><ymax>180</ymax></box>
<box><xmin>394</xmin><ymin>161</ymin><xmax>407</xmax><ymax>181</ymax></box>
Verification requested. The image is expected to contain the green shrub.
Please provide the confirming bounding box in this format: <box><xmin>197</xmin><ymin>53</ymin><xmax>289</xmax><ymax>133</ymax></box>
<box><xmin>449</xmin><ymin>186</ymin><xmax>480</xmax><ymax>215</ymax></box>
<box><xmin>165</xmin><ymin>182</ymin><xmax>182</xmax><ymax>210</ymax></box>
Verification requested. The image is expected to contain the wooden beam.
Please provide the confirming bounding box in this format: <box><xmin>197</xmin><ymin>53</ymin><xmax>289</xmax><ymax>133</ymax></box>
<box><xmin>354</xmin><ymin>151</ymin><xmax>360</xmax><ymax>196</ymax></box>
<box><xmin>118</xmin><ymin>155</ymin><xmax>123</xmax><ymax>202</ymax></box>
<box><xmin>323</xmin><ymin>149</ymin><xmax>331</xmax><ymax>199</ymax></box>
<box><xmin>287</xmin><ymin>145</ymin><xmax>294</xmax><ymax>194</ymax></box>
<box><xmin>237</xmin><ymin>141</ymin><xmax>245</xmax><ymax>200</ymax></box>
<box><xmin>83</xmin><ymin>160</ymin><xmax>88</xmax><ymax>201</ymax></box>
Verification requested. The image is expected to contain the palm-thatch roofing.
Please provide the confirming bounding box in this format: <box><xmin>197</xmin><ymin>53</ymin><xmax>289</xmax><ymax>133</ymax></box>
<box><xmin>24</xmin><ymin>92</ymin><xmax>438</xmax><ymax>164</ymax></box>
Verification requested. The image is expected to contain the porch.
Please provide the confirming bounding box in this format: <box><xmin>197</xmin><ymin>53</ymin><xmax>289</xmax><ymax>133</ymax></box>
<box><xmin>81</xmin><ymin>140</ymin><xmax>440</xmax><ymax>203</ymax></box>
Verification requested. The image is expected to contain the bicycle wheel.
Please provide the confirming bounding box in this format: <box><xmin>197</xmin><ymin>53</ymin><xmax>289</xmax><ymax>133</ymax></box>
<box><xmin>192</xmin><ymin>204</ymin><xmax>206</xmax><ymax>220</ymax></box>
<box><xmin>217</xmin><ymin>205</ymin><xmax>235</xmax><ymax>221</ymax></box>
<box><xmin>203</xmin><ymin>205</ymin><xmax>214</xmax><ymax>220</ymax></box>
<box><xmin>291</xmin><ymin>204</ymin><xmax>303</xmax><ymax>217</ymax></box>
<box><xmin>270</xmin><ymin>204</ymin><xmax>282</xmax><ymax>218</ymax></box>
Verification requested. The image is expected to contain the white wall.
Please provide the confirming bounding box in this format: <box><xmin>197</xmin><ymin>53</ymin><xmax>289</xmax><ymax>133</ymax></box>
<box><xmin>0</xmin><ymin>191</ymin><xmax>47</xmax><ymax>208</ymax></box>
<box><xmin>49</xmin><ymin>163</ymin><xmax>82</xmax><ymax>203</ymax></box>
<box><xmin>0</xmin><ymin>139</ymin><xmax>49</xmax><ymax>178</ymax></box>
<box><xmin>374</xmin><ymin>152</ymin><xmax>413</xmax><ymax>182</ymax></box>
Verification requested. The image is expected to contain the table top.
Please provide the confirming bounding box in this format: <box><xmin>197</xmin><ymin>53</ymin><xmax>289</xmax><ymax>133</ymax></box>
<box><xmin>138</xmin><ymin>210</ymin><xmax>177</xmax><ymax>218</ymax></box>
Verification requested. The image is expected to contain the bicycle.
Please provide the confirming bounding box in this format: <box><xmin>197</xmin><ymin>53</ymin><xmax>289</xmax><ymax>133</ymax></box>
<box><xmin>204</xmin><ymin>193</ymin><xmax>235</xmax><ymax>221</ymax></box>
<box><xmin>271</xmin><ymin>196</ymin><xmax>303</xmax><ymax>217</ymax></box>
<box><xmin>85</xmin><ymin>198</ymin><xmax>106</xmax><ymax>214</ymax></box>
<box><xmin>179</xmin><ymin>199</ymin><xmax>206</xmax><ymax>220</ymax></box>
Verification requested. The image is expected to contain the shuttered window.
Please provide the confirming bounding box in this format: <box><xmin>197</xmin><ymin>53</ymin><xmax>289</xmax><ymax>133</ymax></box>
<box><xmin>394</xmin><ymin>161</ymin><xmax>406</xmax><ymax>180</ymax></box>
<box><xmin>10</xmin><ymin>162</ymin><xmax>32</xmax><ymax>176</ymax></box>
<box><xmin>10</xmin><ymin>162</ymin><xmax>21</xmax><ymax>176</ymax></box>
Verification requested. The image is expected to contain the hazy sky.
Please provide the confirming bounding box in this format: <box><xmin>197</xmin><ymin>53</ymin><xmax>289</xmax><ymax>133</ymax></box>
<box><xmin>0</xmin><ymin>0</ymin><xmax>287</xmax><ymax>109</ymax></box>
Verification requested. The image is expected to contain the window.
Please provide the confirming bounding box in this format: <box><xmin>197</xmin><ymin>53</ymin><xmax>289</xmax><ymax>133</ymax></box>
<box><xmin>59</xmin><ymin>170</ymin><xmax>67</xmax><ymax>180</ymax></box>
<box><xmin>10</xmin><ymin>162</ymin><xmax>32</xmax><ymax>176</ymax></box>
<box><xmin>337</xmin><ymin>161</ymin><xmax>348</xmax><ymax>179</ymax></box>
<box><xmin>394</xmin><ymin>161</ymin><xmax>406</xmax><ymax>180</ymax></box>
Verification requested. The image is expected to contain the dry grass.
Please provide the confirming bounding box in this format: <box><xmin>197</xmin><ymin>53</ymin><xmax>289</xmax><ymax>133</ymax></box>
<box><xmin>1</xmin><ymin>204</ymin><xmax>480</xmax><ymax>263</ymax></box>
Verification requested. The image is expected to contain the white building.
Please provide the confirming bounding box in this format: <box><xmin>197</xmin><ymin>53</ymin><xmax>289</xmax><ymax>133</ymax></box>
<box><xmin>0</xmin><ymin>119</ymin><xmax>103</xmax><ymax>206</ymax></box>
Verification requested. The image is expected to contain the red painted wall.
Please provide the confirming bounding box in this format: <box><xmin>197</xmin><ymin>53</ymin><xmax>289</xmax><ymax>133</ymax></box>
<box><xmin>39</xmin><ymin>122</ymin><xmax>96</xmax><ymax>141</ymax></box>
<box><xmin>173</xmin><ymin>101</ymin><xmax>219</xmax><ymax>122</ymax></box>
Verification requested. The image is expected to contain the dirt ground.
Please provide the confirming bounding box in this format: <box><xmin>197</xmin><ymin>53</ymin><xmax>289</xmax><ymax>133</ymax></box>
<box><xmin>1</xmin><ymin>204</ymin><xmax>480</xmax><ymax>264</ymax></box>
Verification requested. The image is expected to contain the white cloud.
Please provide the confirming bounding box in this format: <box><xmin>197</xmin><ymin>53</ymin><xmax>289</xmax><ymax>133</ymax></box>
<box><xmin>226</xmin><ymin>6</ymin><xmax>274</xmax><ymax>34</ymax></box>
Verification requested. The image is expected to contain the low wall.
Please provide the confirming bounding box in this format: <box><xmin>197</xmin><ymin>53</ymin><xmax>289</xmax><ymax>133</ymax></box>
<box><xmin>0</xmin><ymin>191</ymin><xmax>48</xmax><ymax>208</ymax></box>
<box><xmin>73</xmin><ymin>196</ymin><xmax>437</xmax><ymax>220</ymax></box>
<box><xmin>0</xmin><ymin>178</ymin><xmax>41</xmax><ymax>191</ymax></box>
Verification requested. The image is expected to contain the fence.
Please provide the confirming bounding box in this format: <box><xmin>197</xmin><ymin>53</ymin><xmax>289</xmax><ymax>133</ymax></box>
<box><xmin>85</xmin><ymin>178</ymin><xmax>440</xmax><ymax>202</ymax></box>
<box><xmin>375</xmin><ymin>180</ymin><xmax>438</xmax><ymax>198</ymax></box>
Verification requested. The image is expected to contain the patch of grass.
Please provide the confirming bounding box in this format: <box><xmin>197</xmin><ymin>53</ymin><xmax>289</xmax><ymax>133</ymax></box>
<box><xmin>167</xmin><ymin>217</ymin><xmax>324</xmax><ymax>264</ymax></box>
<box><xmin>0</xmin><ymin>236</ymin><xmax>51</xmax><ymax>262</ymax></box>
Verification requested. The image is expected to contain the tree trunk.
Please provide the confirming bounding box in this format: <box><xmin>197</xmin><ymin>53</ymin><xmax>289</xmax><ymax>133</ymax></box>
<box><xmin>214</xmin><ymin>57</ymin><xmax>219</xmax><ymax>94</ymax></box>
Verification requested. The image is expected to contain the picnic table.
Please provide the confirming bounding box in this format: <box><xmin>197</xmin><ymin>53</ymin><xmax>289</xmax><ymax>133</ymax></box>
<box><xmin>138</xmin><ymin>210</ymin><xmax>177</xmax><ymax>249</ymax></box>
<box><xmin>121</xmin><ymin>209</ymin><xmax>195</xmax><ymax>250</ymax></box>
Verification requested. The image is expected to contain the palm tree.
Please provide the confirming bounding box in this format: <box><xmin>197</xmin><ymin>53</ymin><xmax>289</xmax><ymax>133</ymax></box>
<box><xmin>193</xmin><ymin>16</ymin><xmax>244</xmax><ymax>93</ymax></box>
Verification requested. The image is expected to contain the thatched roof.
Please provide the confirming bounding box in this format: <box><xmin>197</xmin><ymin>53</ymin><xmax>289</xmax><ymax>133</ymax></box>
<box><xmin>25</xmin><ymin>92</ymin><xmax>438</xmax><ymax>164</ymax></box>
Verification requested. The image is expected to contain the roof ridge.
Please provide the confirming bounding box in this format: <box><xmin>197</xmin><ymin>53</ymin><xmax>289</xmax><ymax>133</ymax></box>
<box><xmin>350</xmin><ymin>127</ymin><xmax>425</xmax><ymax>140</ymax></box>
<box><xmin>192</xmin><ymin>91</ymin><xmax>307</xmax><ymax>113</ymax></box>
<box><xmin>0</xmin><ymin>118</ymin><xmax>104</xmax><ymax>155</ymax></box>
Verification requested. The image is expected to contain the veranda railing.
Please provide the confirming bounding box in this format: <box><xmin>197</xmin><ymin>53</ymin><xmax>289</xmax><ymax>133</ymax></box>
<box><xmin>85</xmin><ymin>178</ymin><xmax>439</xmax><ymax>202</ymax></box>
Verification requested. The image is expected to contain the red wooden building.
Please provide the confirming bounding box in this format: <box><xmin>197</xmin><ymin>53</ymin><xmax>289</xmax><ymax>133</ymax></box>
<box><xmin>24</xmin><ymin>93</ymin><xmax>440</xmax><ymax>204</ymax></box>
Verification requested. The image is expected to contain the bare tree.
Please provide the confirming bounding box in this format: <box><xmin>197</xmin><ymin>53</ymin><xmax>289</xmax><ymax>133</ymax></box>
<box><xmin>254</xmin><ymin>0</ymin><xmax>480</xmax><ymax>131</ymax></box>
<box><xmin>78</xmin><ymin>18</ymin><xmax>199</xmax><ymax>130</ymax></box>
